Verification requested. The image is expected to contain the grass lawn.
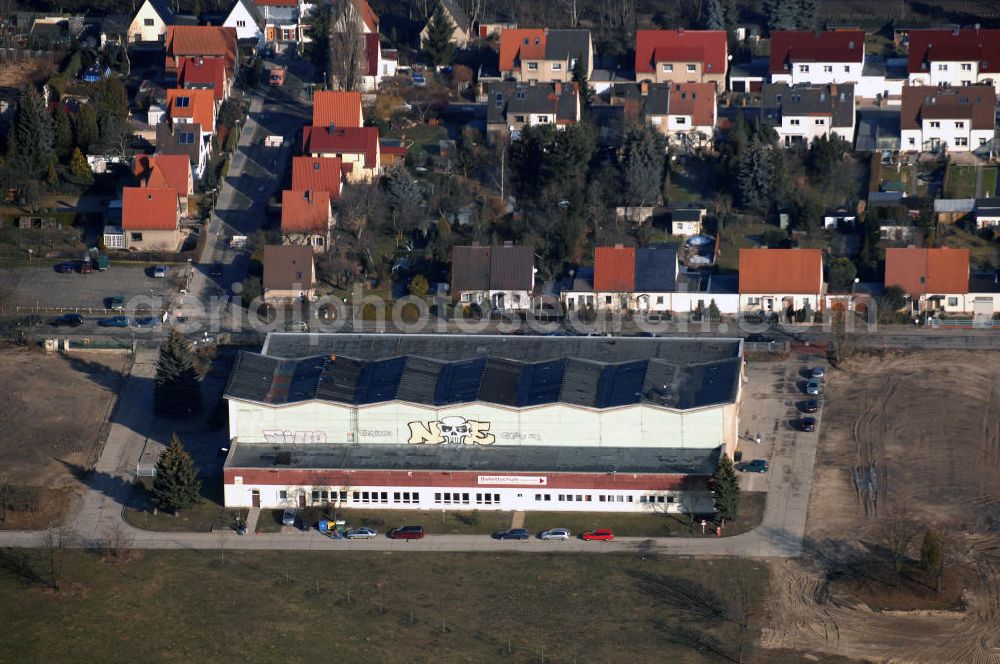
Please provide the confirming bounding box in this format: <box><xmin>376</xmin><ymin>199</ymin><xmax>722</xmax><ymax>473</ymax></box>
<box><xmin>943</xmin><ymin>164</ymin><xmax>976</xmax><ymax>198</ymax></box>
<box><xmin>522</xmin><ymin>492</ymin><xmax>765</xmax><ymax>538</ymax></box>
<box><xmin>716</xmin><ymin>222</ymin><xmax>773</xmax><ymax>272</ymax></box>
<box><xmin>385</xmin><ymin>122</ymin><xmax>448</xmax><ymax>153</ymax></box>
<box><xmin>122</xmin><ymin>478</ymin><xmax>242</xmax><ymax>533</ymax></box>
<box><xmin>256</xmin><ymin>509</ymin><xmax>284</xmax><ymax>533</ymax></box>
<box><xmin>981</xmin><ymin>166</ymin><xmax>998</xmax><ymax>197</ymax></box>
<box><xmin>666</xmin><ymin>157</ymin><xmax>716</xmax><ymax>203</ymax></box>
<box><xmin>939</xmin><ymin>224</ymin><xmax>1000</xmax><ymax>267</ymax></box>
<box><xmin>0</xmin><ymin>549</ymin><xmax>772</xmax><ymax>663</ymax></box>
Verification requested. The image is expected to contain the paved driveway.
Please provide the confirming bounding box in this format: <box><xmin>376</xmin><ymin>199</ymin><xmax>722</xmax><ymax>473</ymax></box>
<box><xmin>0</xmin><ymin>264</ymin><xmax>179</xmax><ymax>311</ymax></box>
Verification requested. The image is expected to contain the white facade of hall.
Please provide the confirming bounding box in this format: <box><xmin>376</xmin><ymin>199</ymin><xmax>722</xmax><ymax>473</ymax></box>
<box><xmin>227</xmin><ymin>398</ymin><xmax>739</xmax><ymax>452</ymax></box>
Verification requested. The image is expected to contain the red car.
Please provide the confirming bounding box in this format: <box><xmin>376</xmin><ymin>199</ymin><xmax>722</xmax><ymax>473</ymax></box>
<box><xmin>581</xmin><ymin>529</ymin><xmax>615</xmax><ymax>541</ymax></box>
<box><xmin>388</xmin><ymin>525</ymin><xmax>425</xmax><ymax>540</ymax></box>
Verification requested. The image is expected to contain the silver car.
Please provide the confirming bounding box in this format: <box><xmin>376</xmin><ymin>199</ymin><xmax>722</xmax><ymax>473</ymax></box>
<box><xmin>540</xmin><ymin>528</ymin><xmax>571</xmax><ymax>540</ymax></box>
<box><xmin>281</xmin><ymin>508</ymin><xmax>296</xmax><ymax>526</ymax></box>
<box><xmin>805</xmin><ymin>379</ymin><xmax>823</xmax><ymax>395</ymax></box>
<box><xmin>810</xmin><ymin>366</ymin><xmax>826</xmax><ymax>379</ymax></box>
<box><xmin>345</xmin><ymin>526</ymin><xmax>378</xmax><ymax>539</ymax></box>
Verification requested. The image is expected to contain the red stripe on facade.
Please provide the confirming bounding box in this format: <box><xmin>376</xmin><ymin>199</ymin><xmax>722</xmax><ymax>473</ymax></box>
<box><xmin>224</xmin><ymin>468</ymin><xmax>709</xmax><ymax>491</ymax></box>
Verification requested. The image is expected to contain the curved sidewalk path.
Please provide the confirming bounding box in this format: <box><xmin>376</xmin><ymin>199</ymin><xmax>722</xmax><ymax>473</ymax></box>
<box><xmin>0</xmin><ymin>359</ymin><xmax>816</xmax><ymax>558</ymax></box>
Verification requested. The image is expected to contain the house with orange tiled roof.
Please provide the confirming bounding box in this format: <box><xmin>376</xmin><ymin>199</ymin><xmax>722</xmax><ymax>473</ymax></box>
<box><xmin>635</xmin><ymin>30</ymin><xmax>727</xmax><ymax>88</ymax></box>
<box><xmin>281</xmin><ymin>189</ymin><xmax>333</xmax><ymax>252</ymax></box>
<box><xmin>165</xmin><ymin>26</ymin><xmax>238</xmax><ymax>77</ymax></box>
<box><xmin>738</xmin><ymin>248</ymin><xmax>824</xmax><ymax>316</ymax></box>
<box><xmin>291</xmin><ymin>156</ymin><xmax>344</xmax><ymax>199</ymax></box>
<box><xmin>161</xmin><ymin>88</ymin><xmax>215</xmax><ymax>178</ymax></box>
<box><xmin>120</xmin><ymin>187</ymin><xmax>182</xmax><ymax>251</ymax></box>
<box><xmin>611</xmin><ymin>81</ymin><xmax>716</xmax><ymax>151</ymax></box>
<box><xmin>885</xmin><ymin>247</ymin><xmax>973</xmax><ymax>314</ymax></box>
<box><xmin>312</xmin><ymin>90</ymin><xmax>363</xmax><ymax>128</ymax></box>
<box><xmin>133</xmin><ymin>154</ymin><xmax>193</xmax><ymax>215</ymax></box>
<box><xmin>302</xmin><ymin>125</ymin><xmax>380</xmax><ymax>183</ymax></box>
<box><xmin>499</xmin><ymin>28</ymin><xmax>592</xmax><ymax>83</ymax></box>
<box><xmin>177</xmin><ymin>56</ymin><xmax>232</xmax><ymax>101</ymax></box>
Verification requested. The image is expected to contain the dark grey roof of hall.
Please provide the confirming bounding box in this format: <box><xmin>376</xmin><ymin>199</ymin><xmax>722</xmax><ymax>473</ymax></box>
<box><xmin>225</xmin><ymin>333</ymin><xmax>742</xmax><ymax>411</ymax></box>
<box><xmin>227</xmin><ymin>442</ymin><xmax>721</xmax><ymax>476</ymax></box>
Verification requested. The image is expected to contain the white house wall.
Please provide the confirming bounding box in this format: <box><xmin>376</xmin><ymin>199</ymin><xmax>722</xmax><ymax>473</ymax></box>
<box><xmin>228</xmin><ymin>399</ymin><xmax>729</xmax><ymax>449</ymax></box>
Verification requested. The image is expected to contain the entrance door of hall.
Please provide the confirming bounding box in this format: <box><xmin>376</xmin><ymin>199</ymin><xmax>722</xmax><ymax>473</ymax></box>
<box><xmin>251</xmin><ymin>490</ymin><xmax>260</xmax><ymax>508</ymax></box>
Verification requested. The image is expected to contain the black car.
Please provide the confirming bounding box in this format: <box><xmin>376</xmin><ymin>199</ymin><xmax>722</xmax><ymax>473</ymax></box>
<box><xmin>50</xmin><ymin>313</ymin><xmax>84</xmax><ymax>327</ymax></box>
<box><xmin>210</xmin><ymin>263</ymin><xmax>224</xmax><ymax>278</ymax></box>
<box><xmin>495</xmin><ymin>528</ymin><xmax>530</xmax><ymax>540</ymax></box>
<box><xmin>799</xmin><ymin>417</ymin><xmax>817</xmax><ymax>432</ymax></box>
<box><xmin>15</xmin><ymin>315</ymin><xmax>43</xmax><ymax>327</ymax></box>
<box><xmin>799</xmin><ymin>399</ymin><xmax>819</xmax><ymax>414</ymax></box>
<box><xmin>745</xmin><ymin>333</ymin><xmax>775</xmax><ymax>343</ymax></box>
<box><xmin>53</xmin><ymin>262</ymin><xmax>75</xmax><ymax>273</ymax></box>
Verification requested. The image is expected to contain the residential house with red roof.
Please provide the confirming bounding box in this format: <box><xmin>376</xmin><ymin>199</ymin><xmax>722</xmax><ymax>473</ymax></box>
<box><xmin>133</xmin><ymin>154</ymin><xmax>194</xmax><ymax>215</ymax></box>
<box><xmin>885</xmin><ymin>247</ymin><xmax>972</xmax><ymax>314</ymax></box>
<box><xmin>312</xmin><ymin>90</ymin><xmax>363</xmax><ymax>128</ymax></box>
<box><xmin>302</xmin><ymin>125</ymin><xmax>380</xmax><ymax>183</ymax></box>
<box><xmin>900</xmin><ymin>85</ymin><xmax>996</xmax><ymax>153</ymax></box>
<box><xmin>177</xmin><ymin>56</ymin><xmax>232</xmax><ymax>101</ymax></box>
<box><xmin>634</xmin><ymin>30</ymin><xmax>727</xmax><ymax>88</ymax></box>
<box><xmin>291</xmin><ymin>156</ymin><xmax>344</xmax><ymax>199</ymax></box>
<box><xmin>164</xmin><ymin>26</ymin><xmax>238</xmax><ymax>77</ymax></box>
<box><xmin>451</xmin><ymin>244</ymin><xmax>536</xmax><ymax>311</ymax></box>
<box><xmin>907</xmin><ymin>28</ymin><xmax>1000</xmax><ymax>92</ymax></box>
<box><xmin>738</xmin><ymin>248</ymin><xmax>824</xmax><ymax>315</ymax></box>
<box><xmin>263</xmin><ymin>244</ymin><xmax>317</xmax><ymax>302</ymax></box>
<box><xmin>611</xmin><ymin>82</ymin><xmax>716</xmax><ymax>151</ymax></box>
<box><xmin>160</xmin><ymin>88</ymin><xmax>216</xmax><ymax>178</ymax></box>
<box><xmin>485</xmin><ymin>81</ymin><xmax>580</xmax><ymax>144</ymax></box>
<box><xmin>120</xmin><ymin>187</ymin><xmax>182</xmax><ymax>251</ymax></box>
<box><xmin>769</xmin><ymin>30</ymin><xmax>865</xmax><ymax>86</ymax></box>
<box><xmin>499</xmin><ymin>28</ymin><xmax>592</xmax><ymax>83</ymax></box>
<box><xmin>281</xmin><ymin>190</ymin><xmax>333</xmax><ymax>252</ymax></box>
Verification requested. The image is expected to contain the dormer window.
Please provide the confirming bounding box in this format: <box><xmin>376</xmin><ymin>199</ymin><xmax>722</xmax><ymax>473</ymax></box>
<box><xmin>516</xmin><ymin>90</ymin><xmax>525</xmax><ymax>99</ymax></box>
<box><xmin>175</xmin><ymin>96</ymin><xmax>190</xmax><ymax>108</ymax></box>
<box><xmin>534</xmin><ymin>37</ymin><xmax>540</xmax><ymax>45</ymax></box>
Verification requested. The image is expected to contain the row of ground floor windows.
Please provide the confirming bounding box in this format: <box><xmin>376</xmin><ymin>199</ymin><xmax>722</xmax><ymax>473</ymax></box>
<box><xmin>275</xmin><ymin>489</ymin><xmax>677</xmax><ymax>507</ymax></box>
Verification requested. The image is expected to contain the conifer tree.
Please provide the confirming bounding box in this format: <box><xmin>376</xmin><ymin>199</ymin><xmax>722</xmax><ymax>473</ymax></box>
<box><xmin>151</xmin><ymin>433</ymin><xmax>202</xmax><ymax>513</ymax></box>
<box><xmin>571</xmin><ymin>55</ymin><xmax>593</xmax><ymax>108</ymax></box>
<box><xmin>69</xmin><ymin>148</ymin><xmax>93</xmax><ymax>184</ymax></box>
<box><xmin>712</xmin><ymin>454</ymin><xmax>741</xmax><ymax>525</ymax></box>
<box><xmin>8</xmin><ymin>89</ymin><xmax>54</xmax><ymax>178</ymax></box>
<box><xmin>154</xmin><ymin>329</ymin><xmax>202</xmax><ymax>417</ymax></box>
<box><xmin>422</xmin><ymin>2</ymin><xmax>456</xmax><ymax>67</ymax></box>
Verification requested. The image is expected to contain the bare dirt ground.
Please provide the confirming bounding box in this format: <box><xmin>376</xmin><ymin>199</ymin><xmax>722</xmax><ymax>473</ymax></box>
<box><xmin>762</xmin><ymin>350</ymin><xmax>1000</xmax><ymax>663</ymax></box>
<box><xmin>0</xmin><ymin>57</ymin><xmax>56</xmax><ymax>90</ymax></box>
<box><xmin>0</xmin><ymin>347</ymin><xmax>127</xmax><ymax>528</ymax></box>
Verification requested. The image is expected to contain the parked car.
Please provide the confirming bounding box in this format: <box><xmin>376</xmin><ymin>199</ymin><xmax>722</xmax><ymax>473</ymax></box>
<box><xmin>134</xmin><ymin>316</ymin><xmax>160</xmax><ymax>328</ymax></box>
<box><xmin>98</xmin><ymin>316</ymin><xmax>130</xmax><ymax>327</ymax></box>
<box><xmin>805</xmin><ymin>379</ymin><xmax>823</xmax><ymax>396</ymax></box>
<box><xmin>412</xmin><ymin>72</ymin><xmax>426</xmax><ymax>87</ymax></box>
<box><xmin>737</xmin><ymin>459</ymin><xmax>769</xmax><ymax>473</ymax></box>
<box><xmin>539</xmin><ymin>528</ymin><xmax>571</xmax><ymax>541</ymax></box>
<box><xmin>53</xmin><ymin>262</ymin><xmax>75</xmax><ymax>273</ymax></box>
<box><xmin>15</xmin><ymin>315</ymin><xmax>43</xmax><ymax>327</ymax></box>
<box><xmin>286</xmin><ymin>321</ymin><xmax>309</xmax><ymax>332</ymax></box>
<box><xmin>810</xmin><ymin>367</ymin><xmax>826</xmax><ymax>379</ymax></box>
<box><xmin>799</xmin><ymin>416</ymin><xmax>817</xmax><ymax>432</ymax></box>
<box><xmin>106</xmin><ymin>295</ymin><xmax>125</xmax><ymax>311</ymax></box>
<box><xmin>281</xmin><ymin>508</ymin><xmax>297</xmax><ymax>526</ymax></box>
<box><xmin>345</xmin><ymin>527</ymin><xmax>378</xmax><ymax>539</ymax></box>
<box><xmin>210</xmin><ymin>263</ymin><xmax>224</xmax><ymax>278</ymax></box>
<box><xmin>50</xmin><ymin>313</ymin><xmax>84</xmax><ymax>327</ymax></box>
<box><xmin>79</xmin><ymin>260</ymin><xmax>92</xmax><ymax>274</ymax></box>
<box><xmin>799</xmin><ymin>399</ymin><xmax>819</xmax><ymax>413</ymax></box>
<box><xmin>388</xmin><ymin>525</ymin><xmax>425</xmax><ymax>540</ymax></box>
<box><xmin>153</xmin><ymin>265</ymin><xmax>168</xmax><ymax>278</ymax></box>
<box><xmin>495</xmin><ymin>528</ymin><xmax>530</xmax><ymax>540</ymax></box>
<box><xmin>581</xmin><ymin>529</ymin><xmax>615</xmax><ymax>541</ymax></box>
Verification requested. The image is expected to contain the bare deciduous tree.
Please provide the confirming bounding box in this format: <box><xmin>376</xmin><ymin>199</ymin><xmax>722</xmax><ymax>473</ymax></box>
<box><xmin>329</xmin><ymin>0</ymin><xmax>368</xmax><ymax>91</ymax></box>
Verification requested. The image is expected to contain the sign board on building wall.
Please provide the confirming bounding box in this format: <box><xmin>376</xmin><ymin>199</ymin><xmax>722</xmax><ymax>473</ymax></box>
<box><xmin>477</xmin><ymin>475</ymin><xmax>547</xmax><ymax>486</ymax></box>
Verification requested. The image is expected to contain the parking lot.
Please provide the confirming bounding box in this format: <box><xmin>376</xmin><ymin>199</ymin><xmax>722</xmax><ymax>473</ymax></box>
<box><xmin>0</xmin><ymin>264</ymin><xmax>182</xmax><ymax>312</ymax></box>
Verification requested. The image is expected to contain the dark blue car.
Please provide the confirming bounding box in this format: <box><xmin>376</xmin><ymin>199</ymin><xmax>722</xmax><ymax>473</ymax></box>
<box><xmin>98</xmin><ymin>316</ymin><xmax>130</xmax><ymax>327</ymax></box>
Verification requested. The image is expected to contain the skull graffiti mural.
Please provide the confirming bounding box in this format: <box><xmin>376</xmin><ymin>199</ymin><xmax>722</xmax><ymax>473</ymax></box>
<box><xmin>439</xmin><ymin>416</ymin><xmax>471</xmax><ymax>444</ymax></box>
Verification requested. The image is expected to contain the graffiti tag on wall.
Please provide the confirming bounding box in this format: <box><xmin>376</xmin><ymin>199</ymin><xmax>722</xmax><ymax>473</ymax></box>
<box><xmin>407</xmin><ymin>416</ymin><xmax>495</xmax><ymax>445</ymax></box>
<box><xmin>263</xmin><ymin>430</ymin><xmax>328</xmax><ymax>445</ymax></box>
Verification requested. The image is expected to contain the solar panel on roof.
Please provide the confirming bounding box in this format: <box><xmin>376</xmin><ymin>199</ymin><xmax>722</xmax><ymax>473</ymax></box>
<box><xmin>434</xmin><ymin>357</ymin><xmax>487</xmax><ymax>405</ymax></box>
<box><xmin>595</xmin><ymin>360</ymin><xmax>649</xmax><ymax>408</ymax></box>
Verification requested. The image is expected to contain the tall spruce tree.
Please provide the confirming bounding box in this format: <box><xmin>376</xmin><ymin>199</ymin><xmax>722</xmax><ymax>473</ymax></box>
<box><xmin>74</xmin><ymin>103</ymin><xmax>98</xmax><ymax>152</ymax></box>
<box><xmin>52</xmin><ymin>107</ymin><xmax>73</xmax><ymax>161</ymax></box>
<box><xmin>8</xmin><ymin>89</ymin><xmax>54</xmax><ymax>178</ymax></box>
<box><xmin>571</xmin><ymin>54</ymin><xmax>593</xmax><ymax>108</ymax></box>
<box><xmin>154</xmin><ymin>329</ymin><xmax>202</xmax><ymax>417</ymax></box>
<box><xmin>712</xmin><ymin>454</ymin><xmax>741</xmax><ymax>525</ymax></box>
<box><xmin>705</xmin><ymin>0</ymin><xmax>728</xmax><ymax>30</ymax></box>
<box><xmin>422</xmin><ymin>2</ymin><xmax>456</xmax><ymax>67</ymax></box>
<box><xmin>151</xmin><ymin>433</ymin><xmax>202</xmax><ymax>513</ymax></box>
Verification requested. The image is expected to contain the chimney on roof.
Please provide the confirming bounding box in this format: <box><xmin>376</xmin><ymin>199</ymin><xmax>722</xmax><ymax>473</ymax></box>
<box><xmin>614</xmin><ymin>243</ymin><xmax>624</xmax><ymax>248</ymax></box>
<box><xmin>640</xmin><ymin>81</ymin><xmax>649</xmax><ymax>96</ymax></box>
<box><xmin>554</xmin><ymin>81</ymin><xmax>562</xmax><ymax>95</ymax></box>
<box><xmin>328</xmin><ymin>122</ymin><xmax>336</xmax><ymax>133</ymax></box>
<box><xmin>953</xmin><ymin>27</ymin><xmax>960</xmax><ymax>36</ymax></box>
<box><xmin>848</xmin><ymin>40</ymin><xmax>855</xmax><ymax>49</ymax></box>
<box><xmin>678</xmin><ymin>28</ymin><xmax>684</xmax><ymax>35</ymax></box>
<box><xmin>830</xmin><ymin>84</ymin><xmax>838</xmax><ymax>97</ymax></box>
